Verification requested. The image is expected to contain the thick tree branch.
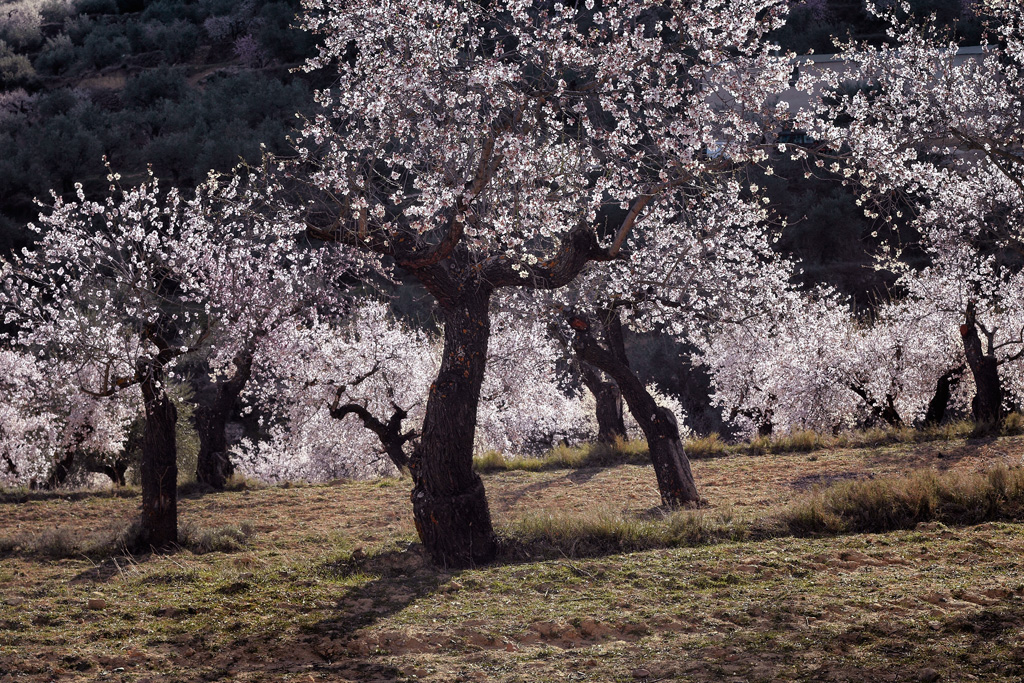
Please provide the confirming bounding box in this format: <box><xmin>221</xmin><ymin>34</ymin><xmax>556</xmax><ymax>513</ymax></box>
<box><xmin>482</xmin><ymin>224</ymin><xmax>615</xmax><ymax>289</ymax></box>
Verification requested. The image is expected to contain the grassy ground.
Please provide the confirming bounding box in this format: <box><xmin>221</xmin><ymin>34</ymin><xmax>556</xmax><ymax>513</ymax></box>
<box><xmin>3</xmin><ymin>436</ymin><xmax>1024</xmax><ymax>681</ymax></box>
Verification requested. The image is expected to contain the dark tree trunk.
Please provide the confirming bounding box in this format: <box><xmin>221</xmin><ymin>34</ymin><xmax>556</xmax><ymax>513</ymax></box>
<box><xmin>923</xmin><ymin>365</ymin><xmax>965</xmax><ymax>427</ymax></box>
<box><xmin>96</xmin><ymin>459</ymin><xmax>128</xmax><ymax>487</ymax></box>
<box><xmin>570</xmin><ymin>311</ymin><xmax>699</xmax><ymax>507</ymax></box>
<box><xmin>961</xmin><ymin>304</ymin><xmax>1002</xmax><ymax>425</ymax></box>
<box><xmin>43</xmin><ymin>450</ymin><xmax>129</xmax><ymax>488</ymax></box>
<box><xmin>879</xmin><ymin>394</ymin><xmax>903</xmax><ymax>428</ymax></box>
<box><xmin>846</xmin><ymin>382</ymin><xmax>903</xmax><ymax>428</ymax></box>
<box><xmin>408</xmin><ymin>291</ymin><xmax>497</xmax><ymax>568</ymax></box>
<box><xmin>44</xmin><ymin>451</ymin><xmax>76</xmax><ymax>489</ymax></box>
<box><xmin>331</xmin><ymin>402</ymin><xmax>415</xmax><ymax>471</ymax></box>
<box><xmin>578</xmin><ymin>363</ymin><xmax>626</xmax><ymax>443</ymax></box>
<box><xmin>195</xmin><ymin>352</ymin><xmax>252</xmax><ymax>489</ymax></box>
<box><xmin>139</xmin><ymin>372</ymin><xmax>178</xmax><ymax>549</ymax></box>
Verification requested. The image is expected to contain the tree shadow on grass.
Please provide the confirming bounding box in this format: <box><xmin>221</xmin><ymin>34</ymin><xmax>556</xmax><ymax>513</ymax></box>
<box><xmin>220</xmin><ymin>543</ymin><xmax>453</xmax><ymax>681</ymax></box>
<box><xmin>486</xmin><ymin>475</ymin><xmax>569</xmax><ymax>512</ymax></box>
<box><xmin>0</xmin><ymin>486</ymin><xmax>137</xmax><ymax>505</ymax></box>
<box><xmin>863</xmin><ymin>435</ymin><xmax>1001</xmax><ymax>471</ymax></box>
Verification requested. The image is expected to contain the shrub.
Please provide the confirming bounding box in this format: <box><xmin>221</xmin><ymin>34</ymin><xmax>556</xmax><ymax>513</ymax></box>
<box><xmin>0</xmin><ymin>4</ymin><xmax>42</xmax><ymax>51</ymax></box>
<box><xmin>34</xmin><ymin>33</ymin><xmax>77</xmax><ymax>76</ymax></box>
<box><xmin>148</xmin><ymin>20</ymin><xmax>199</xmax><ymax>63</ymax></box>
<box><xmin>0</xmin><ymin>42</ymin><xmax>36</xmax><ymax>89</ymax></box>
<box><xmin>82</xmin><ymin>28</ymin><xmax>130</xmax><ymax>69</ymax></box>
<box><xmin>40</xmin><ymin>0</ymin><xmax>77</xmax><ymax>25</ymax></box>
<box><xmin>122</xmin><ymin>66</ymin><xmax>188</xmax><ymax>108</ymax></box>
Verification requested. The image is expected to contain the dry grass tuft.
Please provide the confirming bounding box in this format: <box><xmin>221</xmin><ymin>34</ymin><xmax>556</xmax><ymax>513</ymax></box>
<box><xmin>499</xmin><ymin>506</ymin><xmax>749</xmax><ymax>559</ymax></box>
<box><xmin>475</xmin><ymin>437</ymin><xmax>648</xmax><ymax>473</ymax></box>
<box><xmin>178</xmin><ymin>521</ymin><xmax>255</xmax><ymax>554</ymax></box>
<box><xmin>778</xmin><ymin>466</ymin><xmax>1024</xmax><ymax>535</ymax></box>
<box><xmin>685</xmin><ymin>433</ymin><xmax>728</xmax><ymax>458</ymax></box>
<box><xmin>498</xmin><ymin>465</ymin><xmax>1024</xmax><ymax>559</ymax></box>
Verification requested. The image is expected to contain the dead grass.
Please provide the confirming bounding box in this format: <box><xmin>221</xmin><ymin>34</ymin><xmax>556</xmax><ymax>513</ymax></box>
<box><xmin>780</xmin><ymin>465</ymin><xmax>1024</xmax><ymax>535</ymax></box>
<box><xmin>498</xmin><ymin>465</ymin><xmax>1024</xmax><ymax>559</ymax></box>
<box><xmin>473</xmin><ymin>418</ymin><xmax>996</xmax><ymax>474</ymax></box>
<box><xmin>0</xmin><ymin>518</ymin><xmax>256</xmax><ymax>559</ymax></box>
<box><xmin>178</xmin><ymin>520</ymin><xmax>255</xmax><ymax>554</ymax></box>
<box><xmin>474</xmin><ymin>437</ymin><xmax>648</xmax><ymax>472</ymax></box>
<box><xmin>500</xmin><ymin>506</ymin><xmax>750</xmax><ymax>559</ymax></box>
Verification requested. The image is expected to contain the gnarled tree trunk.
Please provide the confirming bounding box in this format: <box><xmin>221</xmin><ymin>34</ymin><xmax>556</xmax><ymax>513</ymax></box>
<box><xmin>195</xmin><ymin>352</ymin><xmax>252</xmax><ymax>489</ymax></box>
<box><xmin>140</xmin><ymin>371</ymin><xmax>178</xmax><ymax>549</ymax></box>
<box><xmin>408</xmin><ymin>290</ymin><xmax>497</xmax><ymax>568</ymax></box>
<box><xmin>923</xmin><ymin>365</ymin><xmax>965</xmax><ymax>427</ymax></box>
<box><xmin>579</xmin><ymin>363</ymin><xmax>626</xmax><ymax>443</ymax></box>
<box><xmin>43</xmin><ymin>450</ymin><xmax>129</xmax><ymax>489</ymax></box>
<box><xmin>570</xmin><ymin>311</ymin><xmax>699</xmax><ymax>507</ymax></box>
<box><xmin>331</xmin><ymin>402</ymin><xmax>415</xmax><ymax>471</ymax></box>
<box><xmin>961</xmin><ymin>304</ymin><xmax>1002</xmax><ymax>425</ymax></box>
<box><xmin>44</xmin><ymin>450</ymin><xmax>77</xmax><ymax>489</ymax></box>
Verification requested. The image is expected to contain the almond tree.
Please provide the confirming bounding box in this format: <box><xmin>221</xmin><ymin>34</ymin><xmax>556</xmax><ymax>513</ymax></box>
<box><xmin>700</xmin><ymin>285</ymin><xmax>974</xmax><ymax>436</ymax></box>
<box><xmin>549</xmin><ymin>177</ymin><xmax>793</xmax><ymax>502</ymax></box>
<box><xmin>238</xmin><ymin>301</ymin><xmax>592</xmax><ymax>481</ymax></box>
<box><xmin>0</xmin><ymin>171</ymin><xmax>314</xmax><ymax>547</ymax></box>
<box><xmin>0</xmin><ymin>350</ymin><xmax>135</xmax><ymax>487</ymax></box>
<box><xmin>801</xmin><ymin>0</ymin><xmax>1024</xmax><ymax>423</ymax></box>
<box><xmin>183</xmin><ymin>174</ymin><xmax>337</xmax><ymax>490</ymax></box>
<box><xmin>291</xmin><ymin>0</ymin><xmax>793</xmax><ymax>566</ymax></box>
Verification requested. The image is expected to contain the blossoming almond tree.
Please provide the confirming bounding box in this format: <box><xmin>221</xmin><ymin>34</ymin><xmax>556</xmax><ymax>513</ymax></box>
<box><xmin>239</xmin><ymin>300</ymin><xmax>592</xmax><ymax>481</ymax></box>
<box><xmin>182</xmin><ymin>173</ymin><xmax>338</xmax><ymax>490</ymax></box>
<box><xmin>0</xmin><ymin>171</ymin><xmax>315</xmax><ymax>547</ymax></box>
<box><xmin>547</xmin><ymin>177</ymin><xmax>794</xmax><ymax>503</ymax></box>
<box><xmin>800</xmin><ymin>0</ymin><xmax>1024</xmax><ymax>423</ymax></box>
<box><xmin>292</xmin><ymin>0</ymin><xmax>793</xmax><ymax>566</ymax></box>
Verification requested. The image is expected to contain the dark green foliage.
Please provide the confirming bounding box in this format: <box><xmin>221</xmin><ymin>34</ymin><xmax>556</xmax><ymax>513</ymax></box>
<box><xmin>256</xmin><ymin>1</ymin><xmax>314</xmax><ymax>63</ymax></box>
<box><xmin>34</xmin><ymin>34</ymin><xmax>77</xmax><ymax>77</ymax></box>
<box><xmin>63</xmin><ymin>15</ymin><xmax>95</xmax><ymax>45</ymax></box>
<box><xmin>0</xmin><ymin>43</ymin><xmax>36</xmax><ymax>89</ymax></box>
<box><xmin>81</xmin><ymin>25</ymin><xmax>130</xmax><ymax>68</ymax></box>
<box><xmin>122</xmin><ymin>66</ymin><xmax>189</xmax><ymax>108</ymax></box>
<box><xmin>148</xmin><ymin>20</ymin><xmax>200</xmax><ymax>63</ymax></box>
<box><xmin>116</xmin><ymin>0</ymin><xmax>146</xmax><ymax>14</ymax></box>
<box><xmin>0</xmin><ymin>0</ymin><xmax>314</xmax><ymax>248</ymax></box>
<box><xmin>0</xmin><ymin>8</ymin><xmax>43</xmax><ymax>51</ymax></box>
<box><xmin>39</xmin><ymin>0</ymin><xmax>77</xmax><ymax>24</ymax></box>
<box><xmin>78</xmin><ymin>0</ymin><xmax>120</xmax><ymax>16</ymax></box>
